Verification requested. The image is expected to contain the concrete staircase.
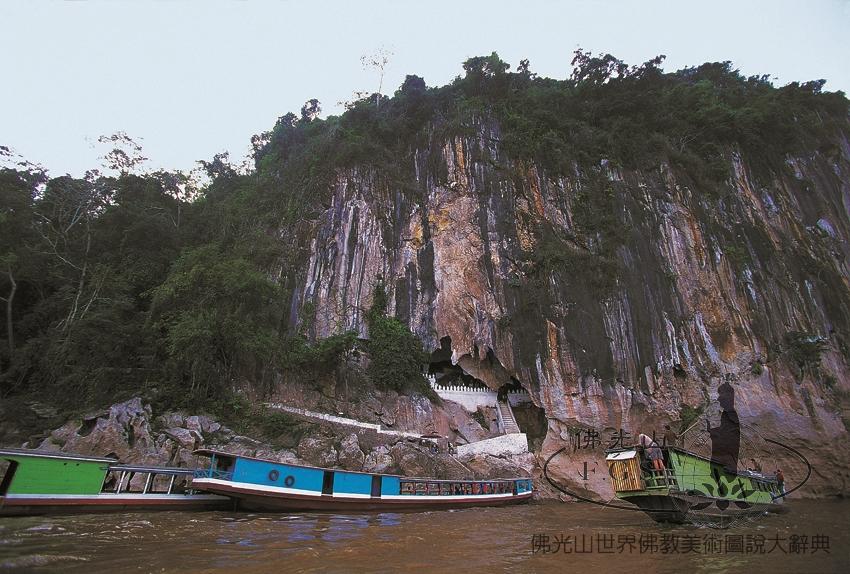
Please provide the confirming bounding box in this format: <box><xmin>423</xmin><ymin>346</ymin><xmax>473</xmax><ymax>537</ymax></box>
<box><xmin>496</xmin><ymin>400</ymin><xmax>521</xmax><ymax>434</ymax></box>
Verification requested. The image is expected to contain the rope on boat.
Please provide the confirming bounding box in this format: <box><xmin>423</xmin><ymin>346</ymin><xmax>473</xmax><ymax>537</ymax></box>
<box><xmin>763</xmin><ymin>437</ymin><xmax>811</xmax><ymax>500</ymax></box>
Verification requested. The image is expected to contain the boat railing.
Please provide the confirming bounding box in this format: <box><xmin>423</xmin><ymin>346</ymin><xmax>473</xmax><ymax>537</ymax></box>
<box><xmin>104</xmin><ymin>466</ymin><xmax>200</xmax><ymax>495</ymax></box>
<box><xmin>644</xmin><ymin>468</ymin><xmax>679</xmax><ymax>489</ymax></box>
<box><xmin>193</xmin><ymin>468</ymin><xmax>233</xmax><ymax>480</ymax></box>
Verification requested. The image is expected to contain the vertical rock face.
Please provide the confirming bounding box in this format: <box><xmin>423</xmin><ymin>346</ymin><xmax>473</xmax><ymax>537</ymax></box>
<box><xmin>290</xmin><ymin>117</ymin><xmax>850</xmax><ymax>496</ymax></box>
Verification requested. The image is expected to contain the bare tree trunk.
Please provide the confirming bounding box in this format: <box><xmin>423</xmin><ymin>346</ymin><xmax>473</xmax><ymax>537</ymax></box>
<box><xmin>63</xmin><ymin>224</ymin><xmax>91</xmax><ymax>333</ymax></box>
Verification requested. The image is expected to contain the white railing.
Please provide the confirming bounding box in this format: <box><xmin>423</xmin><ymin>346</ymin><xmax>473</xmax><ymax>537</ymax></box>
<box><xmin>264</xmin><ymin>403</ymin><xmax>424</xmax><ymax>440</ymax></box>
<box><xmin>427</xmin><ymin>374</ymin><xmax>532</xmax><ymax>411</ymax></box>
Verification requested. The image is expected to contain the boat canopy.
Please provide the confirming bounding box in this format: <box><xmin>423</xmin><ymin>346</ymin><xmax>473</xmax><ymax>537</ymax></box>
<box><xmin>0</xmin><ymin>448</ymin><xmax>116</xmax><ymax>464</ymax></box>
<box><xmin>606</xmin><ymin>450</ymin><xmax>637</xmax><ymax>461</ymax></box>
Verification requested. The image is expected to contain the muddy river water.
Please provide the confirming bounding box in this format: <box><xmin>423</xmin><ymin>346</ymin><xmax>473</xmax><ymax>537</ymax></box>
<box><xmin>0</xmin><ymin>499</ymin><xmax>847</xmax><ymax>572</ymax></box>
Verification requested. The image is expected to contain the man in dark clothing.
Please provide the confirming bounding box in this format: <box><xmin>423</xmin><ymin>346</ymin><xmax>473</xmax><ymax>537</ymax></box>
<box><xmin>709</xmin><ymin>381</ymin><xmax>740</xmax><ymax>472</ymax></box>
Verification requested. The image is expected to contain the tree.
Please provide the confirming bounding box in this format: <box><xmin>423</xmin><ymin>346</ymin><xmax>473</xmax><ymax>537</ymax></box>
<box><xmin>570</xmin><ymin>49</ymin><xmax>628</xmax><ymax>84</ymax></box>
<box><xmin>300</xmin><ymin>99</ymin><xmax>322</xmax><ymax>122</ymax></box>
<box><xmin>198</xmin><ymin>152</ymin><xmax>237</xmax><ymax>180</ymax></box>
<box><xmin>32</xmin><ymin>175</ymin><xmax>114</xmax><ymax>335</ymax></box>
<box><xmin>97</xmin><ymin>132</ymin><xmax>149</xmax><ymax>175</ymax></box>
<box><xmin>397</xmin><ymin>74</ymin><xmax>426</xmax><ymax>97</ymax></box>
<box><xmin>149</xmin><ymin>245</ymin><xmax>282</xmax><ymax>402</ymax></box>
<box><xmin>461</xmin><ymin>52</ymin><xmax>510</xmax><ymax>97</ymax></box>
<box><xmin>361</xmin><ymin>48</ymin><xmax>393</xmax><ymax>108</ymax></box>
<box><xmin>0</xmin><ymin>166</ymin><xmax>45</xmax><ymax>371</ymax></box>
<box><xmin>250</xmin><ymin>130</ymin><xmax>272</xmax><ymax>161</ymax></box>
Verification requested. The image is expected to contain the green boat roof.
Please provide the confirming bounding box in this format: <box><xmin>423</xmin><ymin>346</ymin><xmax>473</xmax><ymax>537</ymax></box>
<box><xmin>0</xmin><ymin>448</ymin><xmax>116</xmax><ymax>464</ymax></box>
<box><xmin>605</xmin><ymin>445</ymin><xmax>778</xmax><ymax>482</ymax></box>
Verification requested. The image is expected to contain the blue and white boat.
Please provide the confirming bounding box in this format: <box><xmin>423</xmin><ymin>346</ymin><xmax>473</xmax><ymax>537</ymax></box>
<box><xmin>191</xmin><ymin>449</ymin><xmax>533</xmax><ymax>511</ymax></box>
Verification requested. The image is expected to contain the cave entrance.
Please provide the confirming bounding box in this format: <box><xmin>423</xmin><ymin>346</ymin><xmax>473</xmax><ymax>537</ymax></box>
<box><xmin>428</xmin><ymin>338</ymin><xmax>546</xmax><ymax>443</ymax></box>
<box><xmin>496</xmin><ymin>378</ymin><xmax>524</xmax><ymax>402</ymax></box>
<box><xmin>427</xmin><ymin>336</ymin><xmax>488</xmax><ymax>390</ymax></box>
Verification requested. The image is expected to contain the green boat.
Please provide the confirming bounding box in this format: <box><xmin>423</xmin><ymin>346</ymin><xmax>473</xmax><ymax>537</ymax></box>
<box><xmin>606</xmin><ymin>445</ymin><xmax>786</xmax><ymax>525</ymax></box>
<box><xmin>0</xmin><ymin>448</ymin><xmax>229</xmax><ymax>516</ymax></box>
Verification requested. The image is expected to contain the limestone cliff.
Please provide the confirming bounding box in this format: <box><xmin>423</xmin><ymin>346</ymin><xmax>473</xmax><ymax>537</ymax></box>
<box><xmin>286</xmin><ymin>116</ymin><xmax>850</xmax><ymax>498</ymax></box>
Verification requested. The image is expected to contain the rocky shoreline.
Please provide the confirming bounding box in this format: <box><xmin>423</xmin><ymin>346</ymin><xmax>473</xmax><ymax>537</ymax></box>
<box><xmin>21</xmin><ymin>397</ymin><xmax>534</xmax><ymax>491</ymax></box>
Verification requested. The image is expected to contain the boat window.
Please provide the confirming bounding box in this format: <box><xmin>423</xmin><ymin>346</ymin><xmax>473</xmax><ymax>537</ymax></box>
<box><xmin>321</xmin><ymin>471</ymin><xmax>334</xmax><ymax>495</ymax></box>
<box><xmin>123</xmin><ymin>472</ymin><xmax>138</xmax><ymax>493</ymax></box>
<box><xmin>149</xmin><ymin>474</ymin><xmax>173</xmax><ymax>493</ymax></box>
<box><xmin>214</xmin><ymin>457</ymin><xmax>235</xmax><ymax>474</ymax></box>
<box><xmin>101</xmin><ymin>470</ymin><xmax>120</xmax><ymax>493</ymax></box>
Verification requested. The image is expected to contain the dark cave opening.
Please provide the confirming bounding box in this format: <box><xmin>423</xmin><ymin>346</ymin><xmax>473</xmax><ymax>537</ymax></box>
<box><xmin>427</xmin><ymin>336</ymin><xmax>548</xmax><ymax>450</ymax></box>
<box><xmin>428</xmin><ymin>336</ymin><xmax>488</xmax><ymax>390</ymax></box>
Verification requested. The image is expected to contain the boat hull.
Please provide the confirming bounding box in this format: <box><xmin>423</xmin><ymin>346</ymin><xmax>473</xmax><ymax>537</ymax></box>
<box><xmin>193</xmin><ymin>477</ymin><xmax>533</xmax><ymax>512</ymax></box>
<box><xmin>623</xmin><ymin>492</ymin><xmax>788</xmax><ymax>524</ymax></box>
<box><xmin>0</xmin><ymin>493</ymin><xmax>231</xmax><ymax>516</ymax></box>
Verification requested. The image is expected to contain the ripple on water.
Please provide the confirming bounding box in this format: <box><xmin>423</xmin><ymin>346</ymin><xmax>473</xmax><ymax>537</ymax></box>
<box><xmin>0</xmin><ymin>554</ymin><xmax>89</xmax><ymax>569</ymax></box>
<box><xmin>0</xmin><ymin>501</ymin><xmax>847</xmax><ymax>573</ymax></box>
<box><xmin>24</xmin><ymin>524</ymin><xmax>65</xmax><ymax>533</ymax></box>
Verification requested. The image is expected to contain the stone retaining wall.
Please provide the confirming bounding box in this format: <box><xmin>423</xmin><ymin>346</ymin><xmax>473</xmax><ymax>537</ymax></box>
<box><xmin>456</xmin><ymin>432</ymin><xmax>529</xmax><ymax>458</ymax></box>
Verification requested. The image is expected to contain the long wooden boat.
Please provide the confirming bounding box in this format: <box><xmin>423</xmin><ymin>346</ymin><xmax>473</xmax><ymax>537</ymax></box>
<box><xmin>606</xmin><ymin>445</ymin><xmax>787</xmax><ymax>524</ymax></box>
<box><xmin>191</xmin><ymin>449</ymin><xmax>534</xmax><ymax>511</ymax></box>
<box><xmin>0</xmin><ymin>448</ymin><xmax>230</xmax><ymax>516</ymax></box>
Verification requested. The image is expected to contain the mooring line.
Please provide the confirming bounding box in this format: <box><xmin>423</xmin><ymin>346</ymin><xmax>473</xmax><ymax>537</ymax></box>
<box><xmin>764</xmin><ymin>437</ymin><xmax>811</xmax><ymax>499</ymax></box>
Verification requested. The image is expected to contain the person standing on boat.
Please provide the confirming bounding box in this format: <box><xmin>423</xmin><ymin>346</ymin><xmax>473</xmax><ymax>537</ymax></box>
<box><xmin>709</xmin><ymin>380</ymin><xmax>740</xmax><ymax>472</ymax></box>
<box><xmin>776</xmin><ymin>468</ymin><xmax>785</xmax><ymax>500</ymax></box>
<box><xmin>638</xmin><ymin>434</ymin><xmax>665</xmax><ymax>471</ymax></box>
<box><xmin>663</xmin><ymin>424</ymin><xmax>680</xmax><ymax>448</ymax></box>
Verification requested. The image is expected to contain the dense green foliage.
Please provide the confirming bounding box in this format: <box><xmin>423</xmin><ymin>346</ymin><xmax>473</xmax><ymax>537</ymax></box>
<box><xmin>149</xmin><ymin>244</ymin><xmax>282</xmax><ymax>403</ymax></box>
<box><xmin>252</xmin><ymin>50</ymin><xmax>847</xmax><ymax>215</ymax></box>
<box><xmin>1</xmin><ymin>50</ymin><xmax>847</xmax><ymax>417</ymax></box>
<box><xmin>278</xmin><ymin>331</ymin><xmax>359</xmax><ymax>387</ymax></box>
<box><xmin>364</xmin><ymin>283</ymin><xmax>430</xmax><ymax>394</ymax></box>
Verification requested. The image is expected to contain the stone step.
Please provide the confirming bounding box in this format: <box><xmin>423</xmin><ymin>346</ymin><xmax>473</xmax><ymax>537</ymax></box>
<box><xmin>497</xmin><ymin>400</ymin><xmax>520</xmax><ymax>434</ymax></box>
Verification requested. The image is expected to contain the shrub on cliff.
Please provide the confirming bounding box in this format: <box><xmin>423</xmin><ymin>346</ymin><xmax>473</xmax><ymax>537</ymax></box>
<box><xmin>364</xmin><ymin>283</ymin><xmax>430</xmax><ymax>394</ymax></box>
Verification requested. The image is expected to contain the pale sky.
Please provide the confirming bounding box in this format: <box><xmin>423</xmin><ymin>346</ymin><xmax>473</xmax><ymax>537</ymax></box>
<box><xmin>2</xmin><ymin>0</ymin><xmax>849</xmax><ymax>177</ymax></box>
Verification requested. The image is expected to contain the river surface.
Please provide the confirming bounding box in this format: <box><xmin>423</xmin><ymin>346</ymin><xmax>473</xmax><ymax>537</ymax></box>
<box><xmin>0</xmin><ymin>500</ymin><xmax>847</xmax><ymax>573</ymax></box>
